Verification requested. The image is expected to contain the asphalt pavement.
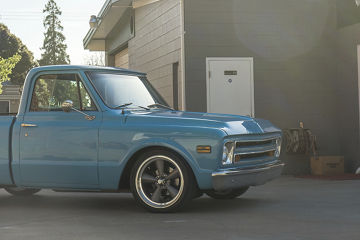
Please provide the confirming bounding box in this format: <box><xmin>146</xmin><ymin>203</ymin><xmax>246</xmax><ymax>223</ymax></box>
<box><xmin>0</xmin><ymin>177</ymin><xmax>359</xmax><ymax>240</ymax></box>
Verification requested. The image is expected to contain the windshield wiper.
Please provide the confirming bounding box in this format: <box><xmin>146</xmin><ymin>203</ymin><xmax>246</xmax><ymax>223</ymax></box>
<box><xmin>136</xmin><ymin>105</ymin><xmax>150</xmax><ymax>110</ymax></box>
<box><xmin>114</xmin><ymin>103</ymin><xmax>133</xmax><ymax>109</ymax></box>
<box><xmin>147</xmin><ymin>103</ymin><xmax>174</xmax><ymax>110</ymax></box>
<box><xmin>114</xmin><ymin>103</ymin><xmax>150</xmax><ymax>110</ymax></box>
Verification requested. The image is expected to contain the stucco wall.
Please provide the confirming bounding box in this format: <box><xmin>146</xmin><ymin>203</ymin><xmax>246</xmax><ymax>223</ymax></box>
<box><xmin>128</xmin><ymin>0</ymin><xmax>182</xmax><ymax>108</ymax></box>
<box><xmin>184</xmin><ymin>0</ymin><xmax>341</xmax><ymax>174</ymax></box>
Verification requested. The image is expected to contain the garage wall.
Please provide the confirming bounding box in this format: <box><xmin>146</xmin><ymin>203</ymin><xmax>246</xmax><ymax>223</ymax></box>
<box><xmin>128</xmin><ymin>0</ymin><xmax>182</xmax><ymax>108</ymax></box>
<box><xmin>184</xmin><ymin>0</ymin><xmax>341</xmax><ymax>174</ymax></box>
<box><xmin>335</xmin><ymin>23</ymin><xmax>360</xmax><ymax>172</ymax></box>
<box><xmin>104</xmin><ymin>7</ymin><xmax>134</xmax><ymax>67</ymax></box>
<box><xmin>114</xmin><ymin>48</ymin><xmax>129</xmax><ymax>69</ymax></box>
<box><xmin>105</xmin><ymin>8</ymin><xmax>134</xmax><ymax>55</ymax></box>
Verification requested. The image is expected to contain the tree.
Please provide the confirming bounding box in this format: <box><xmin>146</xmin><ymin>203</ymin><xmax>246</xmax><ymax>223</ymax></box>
<box><xmin>0</xmin><ymin>23</ymin><xmax>37</xmax><ymax>85</ymax></box>
<box><xmin>0</xmin><ymin>54</ymin><xmax>22</xmax><ymax>94</ymax></box>
<box><xmin>38</xmin><ymin>0</ymin><xmax>70</xmax><ymax>66</ymax></box>
<box><xmin>83</xmin><ymin>51</ymin><xmax>105</xmax><ymax>66</ymax></box>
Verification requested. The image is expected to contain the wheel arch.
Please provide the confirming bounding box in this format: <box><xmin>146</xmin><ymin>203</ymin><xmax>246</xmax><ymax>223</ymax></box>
<box><xmin>118</xmin><ymin>145</ymin><xmax>200</xmax><ymax>191</ymax></box>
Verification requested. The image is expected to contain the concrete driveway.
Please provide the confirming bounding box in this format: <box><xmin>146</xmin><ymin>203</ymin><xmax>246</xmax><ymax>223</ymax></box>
<box><xmin>0</xmin><ymin>177</ymin><xmax>358</xmax><ymax>240</ymax></box>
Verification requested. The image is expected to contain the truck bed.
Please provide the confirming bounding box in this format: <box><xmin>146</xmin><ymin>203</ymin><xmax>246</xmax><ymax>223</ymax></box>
<box><xmin>0</xmin><ymin>115</ymin><xmax>15</xmax><ymax>185</ymax></box>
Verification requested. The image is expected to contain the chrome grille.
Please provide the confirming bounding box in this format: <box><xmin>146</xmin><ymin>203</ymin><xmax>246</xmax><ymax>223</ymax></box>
<box><xmin>236</xmin><ymin>139</ymin><xmax>273</xmax><ymax>148</ymax></box>
<box><xmin>233</xmin><ymin>137</ymin><xmax>278</xmax><ymax>165</ymax></box>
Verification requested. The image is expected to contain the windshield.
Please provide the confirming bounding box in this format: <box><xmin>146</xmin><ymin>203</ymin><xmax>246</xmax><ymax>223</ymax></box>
<box><xmin>86</xmin><ymin>72</ymin><xmax>168</xmax><ymax>109</ymax></box>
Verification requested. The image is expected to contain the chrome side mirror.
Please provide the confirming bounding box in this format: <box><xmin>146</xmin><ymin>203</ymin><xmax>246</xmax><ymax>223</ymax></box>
<box><xmin>61</xmin><ymin>99</ymin><xmax>96</xmax><ymax>121</ymax></box>
<box><xmin>61</xmin><ymin>100</ymin><xmax>73</xmax><ymax>113</ymax></box>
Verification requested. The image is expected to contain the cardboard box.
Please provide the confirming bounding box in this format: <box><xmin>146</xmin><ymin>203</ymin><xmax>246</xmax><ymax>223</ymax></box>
<box><xmin>310</xmin><ymin>156</ymin><xmax>344</xmax><ymax>176</ymax></box>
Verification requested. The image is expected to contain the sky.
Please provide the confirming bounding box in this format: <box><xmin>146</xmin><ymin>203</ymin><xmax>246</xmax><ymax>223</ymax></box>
<box><xmin>0</xmin><ymin>0</ymin><xmax>105</xmax><ymax>64</ymax></box>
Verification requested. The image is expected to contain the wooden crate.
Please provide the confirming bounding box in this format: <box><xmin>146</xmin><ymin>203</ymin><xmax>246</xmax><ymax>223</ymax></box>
<box><xmin>310</xmin><ymin>156</ymin><xmax>344</xmax><ymax>176</ymax></box>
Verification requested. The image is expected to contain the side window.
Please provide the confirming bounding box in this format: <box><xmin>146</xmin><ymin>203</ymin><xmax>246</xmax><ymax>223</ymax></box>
<box><xmin>78</xmin><ymin>80</ymin><xmax>96</xmax><ymax>111</ymax></box>
<box><xmin>30</xmin><ymin>74</ymin><xmax>97</xmax><ymax>112</ymax></box>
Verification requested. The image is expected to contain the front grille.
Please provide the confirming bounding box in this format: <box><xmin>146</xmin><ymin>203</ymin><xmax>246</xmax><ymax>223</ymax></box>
<box><xmin>236</xmin><ymin>140</ymin><xmax>273</xmax><ymax>148</ymax></box>
<box><xmin>234</xmin><ymin>150</ymin><xmax>275</xmax><ymax>162</ymax></box>
<box><xmin>233</xmin><ymin>137</ymin><xmax>278</xmax><ymax>165</ymax></box>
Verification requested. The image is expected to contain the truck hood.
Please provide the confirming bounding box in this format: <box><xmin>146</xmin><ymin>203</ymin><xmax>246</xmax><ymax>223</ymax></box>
<box><xmin>125</xmin><ymin>110</ymin><xmax>281</xmax><ymax>135</ymax></box>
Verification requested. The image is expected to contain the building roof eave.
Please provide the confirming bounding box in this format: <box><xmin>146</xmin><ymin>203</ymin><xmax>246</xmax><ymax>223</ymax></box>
<box><xmin>83</xmin><ymin>0</ymin><xmax>132</xmax><ymax>51</ymax></box>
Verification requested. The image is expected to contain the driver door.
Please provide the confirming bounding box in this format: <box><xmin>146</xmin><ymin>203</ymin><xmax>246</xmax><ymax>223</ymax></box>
<box><xmin>19</xmin><ymin>73</ymin><xmax>101</xmax><ymax>189</ymax></box>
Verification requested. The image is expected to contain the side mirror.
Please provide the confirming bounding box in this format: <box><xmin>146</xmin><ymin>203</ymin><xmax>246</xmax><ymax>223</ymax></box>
<box><xmin>61</xmin><ymin>99</ymin><xmax>96</xmax><ymax>121</ymax></box>
<box><xmin>61</xmin><ymin>100</ymin><xmax>73</xmax><ymax>113</ymax></box>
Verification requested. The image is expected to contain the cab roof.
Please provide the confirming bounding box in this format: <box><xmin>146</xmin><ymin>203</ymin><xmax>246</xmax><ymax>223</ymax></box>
<box><xmin>29</xmin><ymin>65</ymin><xmax>146</xmax><ymax>76</ymax></box>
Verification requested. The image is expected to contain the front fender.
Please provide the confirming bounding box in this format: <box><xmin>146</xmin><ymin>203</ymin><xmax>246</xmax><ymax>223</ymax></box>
<box><xmin>98</xmin><ymin>137</ymin><xmax>216</xmax><ymax>190</ymax></box>
<box><xmin>124</xmin><ymin>138</ymin><xmax>201</xmax><ymax>171</ymax></box>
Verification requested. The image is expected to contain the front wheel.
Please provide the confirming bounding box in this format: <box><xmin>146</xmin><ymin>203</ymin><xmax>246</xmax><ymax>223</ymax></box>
<box><xmin>130</xmin><ymin>150</ymin><xmax>196</xmax><ymax>212</ymax></box>
<box><xmin>4</xmin><ymin>187</ymin><xmax>41</xmax><ymax>196</ymax></box>
<box><xmin>206</xmin><ymin>187</ymin><xmax>249</xmax><ymax>199</ymax></box>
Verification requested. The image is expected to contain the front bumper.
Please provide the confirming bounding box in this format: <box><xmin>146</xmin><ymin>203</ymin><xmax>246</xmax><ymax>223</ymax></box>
<box><xmin>212</xmin><ymin>161</ymin><xmax>284</xmax><ymax>191</ymax></box>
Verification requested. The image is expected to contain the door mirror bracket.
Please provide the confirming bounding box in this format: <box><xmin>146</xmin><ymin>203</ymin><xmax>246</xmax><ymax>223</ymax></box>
<box><xmin>61</xmin><ymin>100</ymin><xmax>96</xmax><ymax>121</ymax></box>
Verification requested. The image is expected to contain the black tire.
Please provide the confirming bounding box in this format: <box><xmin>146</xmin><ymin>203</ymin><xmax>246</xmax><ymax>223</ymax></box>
<box><xmin>4</xmin><ymin>187</ymin><xmax>41</xmax><ymax>196</ymax></box>
<box><xmin>206</xmin><ymin>187</ymin><xmax>249</xmax><ymax>200</ymax></box>
<box><xmin>130</xmin><ymin>150</ymin><xmax>196</xmax><ymax>212</ymax></box>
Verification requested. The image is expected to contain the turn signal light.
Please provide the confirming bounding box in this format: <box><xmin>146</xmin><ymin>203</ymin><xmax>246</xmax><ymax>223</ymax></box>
<box><xmin>197</xmin><ymin>146</ymin><xmax>211</xmax><ymax>153</ymax></box>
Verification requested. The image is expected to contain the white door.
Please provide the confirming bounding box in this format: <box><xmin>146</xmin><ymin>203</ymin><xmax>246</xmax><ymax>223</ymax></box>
<box><xmin>206</xmin><ymin>57</ymin><xmax>254</xmax><ymax>117</ymax></box>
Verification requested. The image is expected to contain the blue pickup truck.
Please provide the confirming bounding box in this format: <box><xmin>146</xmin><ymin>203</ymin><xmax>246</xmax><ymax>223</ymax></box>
<box><xmin>0</xmin><ymin>65</ymin><xmax>283</xmax><ymax>212</ymax></box>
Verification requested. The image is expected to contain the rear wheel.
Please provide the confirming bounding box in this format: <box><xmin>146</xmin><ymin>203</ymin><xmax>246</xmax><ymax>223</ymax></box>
<box><xmin>206</xmin><ymin>187</ymin><xmax>249</xmax><ymax>199</ymax></box>
<box><xmin>4</xmin><ymin>187</ymin><xmax>41</xmax><ymax>196</ymax></box>
<box><xmin>130</xmin><ymin>150</ymin><xmax>196</xmax><ymax>212</ymax></box>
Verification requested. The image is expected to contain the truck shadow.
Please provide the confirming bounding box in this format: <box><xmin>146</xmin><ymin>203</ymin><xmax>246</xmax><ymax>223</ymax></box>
<box><xmin>0</xmin><ymin>191</ymin><xmax>277</xmax><ymax>214</ymax></box>
<box><xmin>185</xmin><ymin>197</ymin><xmax>275</xmax><ymax>213</ymax></box>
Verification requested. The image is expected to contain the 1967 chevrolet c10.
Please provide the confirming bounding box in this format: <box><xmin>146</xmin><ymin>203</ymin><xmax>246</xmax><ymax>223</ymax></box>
<box><xmin>0</xmin><ymin>65</ymin><xmax>284</xmax><ymax>212</ymax></box>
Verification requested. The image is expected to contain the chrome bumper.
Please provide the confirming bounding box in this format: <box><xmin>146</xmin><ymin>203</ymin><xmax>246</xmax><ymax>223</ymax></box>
<box><xmin>212</xmin><ymin>162</ymin><xmax>285</xmax><ymax>191</ymax></box>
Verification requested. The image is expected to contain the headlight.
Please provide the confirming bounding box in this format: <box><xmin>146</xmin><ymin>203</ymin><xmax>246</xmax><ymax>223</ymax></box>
<box><xmin>222</xmin><ymin>141</ymin><xmax>235</xmax><ymax>165</ymax></box>
<box><xmin>275</xmin><ymin>138</ymin><xmax>282</xmax><ymax>157</ymax></box>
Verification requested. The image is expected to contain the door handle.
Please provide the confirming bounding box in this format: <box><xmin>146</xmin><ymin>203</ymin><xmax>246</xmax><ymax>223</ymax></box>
<box><xmin>21</xmin><ymin>123</ymin><xmax>38</xmax><ymax>127</ymax></box>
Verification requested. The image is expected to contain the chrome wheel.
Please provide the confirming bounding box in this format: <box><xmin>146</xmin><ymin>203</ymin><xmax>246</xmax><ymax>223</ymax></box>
<box><xmin>135</xmin><ymin>155</ymin><xmax>184</xmax><ymax>209</ymax></box>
